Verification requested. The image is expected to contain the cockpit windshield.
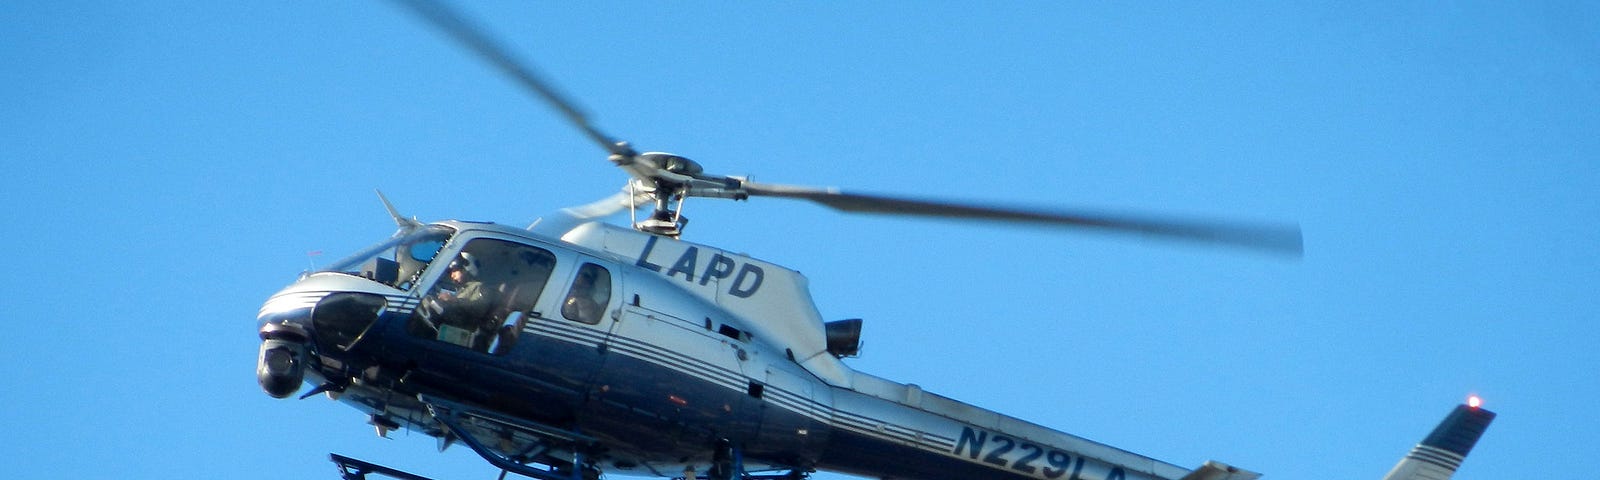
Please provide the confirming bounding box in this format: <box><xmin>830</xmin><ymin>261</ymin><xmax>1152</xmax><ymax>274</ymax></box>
<box><xmin>316</xmin><ymin>225</ymin><xmax>456</xmax><ymax>291</ymax></box>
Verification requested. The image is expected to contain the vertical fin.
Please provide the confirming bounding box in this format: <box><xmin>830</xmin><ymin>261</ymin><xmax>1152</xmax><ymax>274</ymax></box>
<box><xmin>1380</xmin><ymin>399</ymin><xmax>1496</xmax><ymax>480</ymax></box>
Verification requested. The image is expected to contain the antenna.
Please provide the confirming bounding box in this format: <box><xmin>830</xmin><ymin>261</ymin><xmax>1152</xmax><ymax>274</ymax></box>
<box><xmin>377</xmin><ymin>190</ymin><xmax>422</xmax><ymax>231</ymax></box>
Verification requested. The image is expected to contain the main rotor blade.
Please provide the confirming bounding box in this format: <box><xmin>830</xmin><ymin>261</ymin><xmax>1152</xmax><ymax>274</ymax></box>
<box><xmin>741</xmin><ymin>183</ymin><xmax>1304</xmax><ymax>255</ymax></box>
<box><xmin>390</xmin><ymin>0</ymin><xmax>635</xmax><ymax>158</ymax></box>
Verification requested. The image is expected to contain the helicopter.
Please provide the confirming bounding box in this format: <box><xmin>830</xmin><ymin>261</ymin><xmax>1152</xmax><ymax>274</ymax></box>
<box><xmin>252</xmin><ymin>2</ymin><xmax>1447</xmax><ymax>480</ymax></box>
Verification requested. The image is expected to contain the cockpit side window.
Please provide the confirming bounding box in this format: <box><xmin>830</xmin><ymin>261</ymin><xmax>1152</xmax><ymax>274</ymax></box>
<box><xmin>561</xmin><ymin>263</ymin><xmax>612</xmax><ymax>325</ymax></box>
<box><xmin>407</xmin><ymin>238</ymin><xmax>557</xmax><ymax>353</ymax></box>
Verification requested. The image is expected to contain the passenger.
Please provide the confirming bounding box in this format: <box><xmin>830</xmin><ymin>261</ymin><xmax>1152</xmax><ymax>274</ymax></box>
<box><xmin>562</xmin><ymin>267</ymin><xmax>603</xmax><ymax>323</ymax></box>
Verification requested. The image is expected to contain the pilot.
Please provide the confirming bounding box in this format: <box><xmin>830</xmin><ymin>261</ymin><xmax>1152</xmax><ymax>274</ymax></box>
<box><xmin>562</xmin><ymin>267</ymin><xmax>603</xmax><ymax>323</ymax></box>
<box><xmin>433</xmin><ymin>252</ymin><xmax>498</xmax><ymax>338</ymax></box>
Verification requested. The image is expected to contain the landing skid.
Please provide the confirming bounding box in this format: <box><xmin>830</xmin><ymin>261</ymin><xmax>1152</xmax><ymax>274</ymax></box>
<box><xmin>675</xmin><ymin>473</ymin><xmax>808</xmax><ymax>480</ymax></box>
<box><xmin>332</xmin><ymin>454</ymin><xmax>436</xmax><ymax>480</ymax></box>
<box><xmin>337</xmin><ymin>395</ymin><xmax>809</xmax><ymax>480</ymax></box>
<box><xmin>332</xmin><ymin>452</ymin><xmax>806</xmax><ymax>480</ymax></box>
<box><xmin>332</xmin><ymin>453</ymin><xmax>590</xmax><ymax>480</ymax></box>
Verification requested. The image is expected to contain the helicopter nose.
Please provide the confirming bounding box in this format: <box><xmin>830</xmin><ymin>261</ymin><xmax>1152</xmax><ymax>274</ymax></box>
<box><xmin>255</xmin><ymin>292</ymin><xmax>388</xmax><ymax>399</ymax></box>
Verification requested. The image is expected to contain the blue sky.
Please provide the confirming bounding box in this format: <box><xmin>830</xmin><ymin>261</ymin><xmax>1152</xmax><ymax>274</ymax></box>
<box><xmin>2</xmin><ymin>2</ymin><xmax>1596</xmax><ymax>479</ymax></box>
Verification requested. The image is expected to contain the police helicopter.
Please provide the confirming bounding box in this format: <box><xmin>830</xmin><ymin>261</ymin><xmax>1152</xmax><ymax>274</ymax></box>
<box><xmin>253</xmin><ymin>2</ymin><xmax>1419</xmax><ymax>480</ymax></box>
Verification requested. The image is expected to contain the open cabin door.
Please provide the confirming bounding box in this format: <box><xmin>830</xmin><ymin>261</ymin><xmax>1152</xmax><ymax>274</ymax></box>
<box><xmin>396</xmin><ymin>236</ymin><xmax>568</xmax><ymax>414</ymax></box>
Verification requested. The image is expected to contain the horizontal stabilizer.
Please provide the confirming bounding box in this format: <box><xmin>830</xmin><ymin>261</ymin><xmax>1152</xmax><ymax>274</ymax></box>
<box><xmin>1179</xmin><ymin>460</ymin><xmax>1262</xmax><ymax>480</ymax></box>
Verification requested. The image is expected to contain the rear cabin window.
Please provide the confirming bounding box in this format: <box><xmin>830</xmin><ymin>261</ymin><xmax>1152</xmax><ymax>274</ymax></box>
<box><xmin>561</xmin><ymin>263</ymin><xmax>612</xmax><ymax>325</ymax></box>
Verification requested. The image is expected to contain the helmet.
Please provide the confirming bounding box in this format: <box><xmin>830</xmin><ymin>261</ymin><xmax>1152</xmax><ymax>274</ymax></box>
<box><xmin>450</xmin><ymin>252</ymin><xmax>479</xmax><ymax>277</ymax></box>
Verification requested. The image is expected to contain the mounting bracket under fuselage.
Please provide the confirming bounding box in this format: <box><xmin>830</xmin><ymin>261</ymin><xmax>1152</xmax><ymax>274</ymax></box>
<box><xmin>419</xmin><ymin>395</ymin><xmax>597</xmax><ymax>480</ymax></box>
